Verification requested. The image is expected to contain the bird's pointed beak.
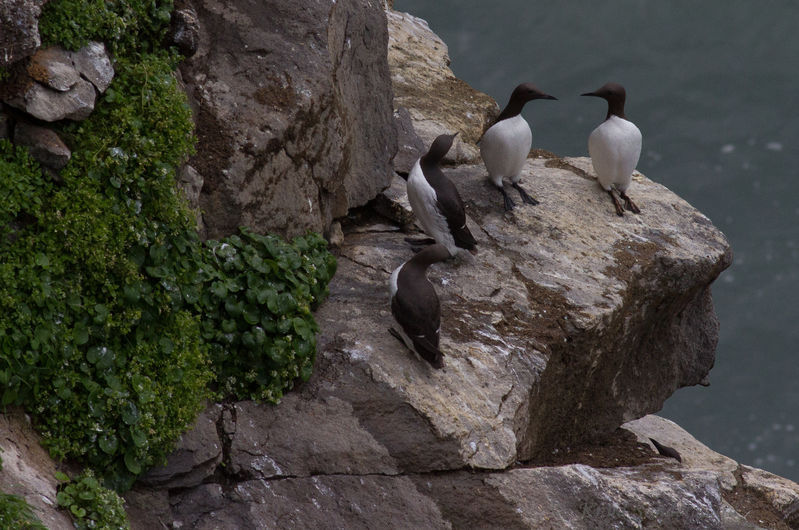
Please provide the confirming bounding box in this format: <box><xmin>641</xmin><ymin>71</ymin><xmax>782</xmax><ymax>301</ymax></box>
<box><xmin>581</xmin><ymin>91</ymin><xmax>598</xmax><ymax>97</ymax></box>
<box><xmin>543</xmin><ymin>94</ymin><xmax>558</xmax><ymax>100</ymax></box>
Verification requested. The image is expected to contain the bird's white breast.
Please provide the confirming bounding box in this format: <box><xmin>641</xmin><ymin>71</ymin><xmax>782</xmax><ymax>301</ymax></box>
<box><xmin>479</xmin><ymin>115</ymin><xmax>533</xmax><ymax>185</ymax></box>
<box><xmin>406</xmin><ymin>159</ymin><xmax>457</xmax><ymax>254</ymax></box>
<box><xmin>389</xmin><ymin>265</ymin><xmax>401</xmax><ymax>299</ymax></box>
<box><xmin>587</xmin><ymin>115</ymin><xmax>642</xmax><ymax>192</ymax></box>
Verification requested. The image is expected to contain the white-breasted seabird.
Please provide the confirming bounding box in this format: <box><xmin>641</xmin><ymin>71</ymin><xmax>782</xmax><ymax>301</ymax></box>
<box><xmin>406</xmin><ymin>133</ymin><xmax>477</xmax><ymax>256</ymax></box>
<box><xmin>388</xmin><ymin>243</ymin><xmax>451</xmax><ymax>369</ymax></box>
<box><xmin>650</xmin><ymin>438</ymin><xmax>682</xmax><ymax>462</ymax></box>
<box><xmin>581</xmin><ymin>82</ymin><xmax>643</xmax><ymax>216</ymax></box>
<box><xmin>479</xmin><ymin>83</ymin><xmax>557</xmax><ymax>211</ymax></box>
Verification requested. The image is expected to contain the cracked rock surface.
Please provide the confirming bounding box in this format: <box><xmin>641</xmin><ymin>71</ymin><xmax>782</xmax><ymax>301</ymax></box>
<box><xmin>180</xmin><ymin>0</ymin><xmax>397</xmax><ymax>241</ymax></box>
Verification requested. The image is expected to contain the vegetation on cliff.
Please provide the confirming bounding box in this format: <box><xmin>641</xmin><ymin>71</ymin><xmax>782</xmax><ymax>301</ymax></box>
<box><xmin>0</xmin><ymin>0</ymin><xmax>335</xmax><ymax>501</ymax></box>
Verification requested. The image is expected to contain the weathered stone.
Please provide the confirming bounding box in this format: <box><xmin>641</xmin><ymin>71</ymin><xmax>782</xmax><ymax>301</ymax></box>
<box><xmin>170</xmin><ymin>483</ymin><xmax>227</xmax><ymax>529</ymax></box>
<box><xmin>740</xmin><ymin>466</ymin><xmax>799</xmax><ymax>526</ymax></box>
<box><xmin>71</xmin><ymin>41</ymin><xmax>114</xmax><ymax>93</ymax></box>
<box><xmin>0</xmin><ymin>0</ymin><xmax>43</xmax><ymax>67</ymax></box>
<box><xmin>228</xmin><ymin>397</ymin><xmax>398</xmax><ymax>480</ymax></box>
<box><xmin>387</xmin><ymin>9</ymin><xmax>498</xmax><ymax>164</ymax></box>
<box><xmin>26</xmin><ymin>47</ymin><xmax>80</xmax><ymax>91</ymax></box>
<box><xmin>392</xmin><ymin>105</ymin><xmax>425</xmax><ymax>175</ymax></box>
<box><xmin>168</xmin><ymin>2</ymin><xmax>201</xmax><ymax>58</ymax></box>
<box><xmin>7</xmin><ymin>76</ymin><xmax>96</xmax><ymax>121</ymax></box>
<box><xmin>0</xmin><ymin>409</ymin><xmax>74</xmax><ymax>530</ymax></box>
<box><xmin>123</xmin><ymin>488</ymin><xmax>171</xmax><ymax>530</ymax></box>
<box><xmin>176</xmin><ymin>476</ymin><xmax>449</xmax><ymax>530</ymax></box>
<box><xmin>181</xmin><ymin>0</ymin><xmax>396</xmax><ymax>240</ymax></box>
<box><xmin>327</xmin><ymin>219</ymin><xmax>344</xmax><ymax>248</ymax></box>
<box><xmin>177</xmin><ymin>163</ymin><xmax>204</xmax><ymax>209</ymax></box>
<box><xmin>624</xmin><ymin>414</ymin><xmax>739</xmax><ymax>489</ymax></box>
<box><xmin>138</xmin><ymin>404</ymin><xmax>222</xmax><ymax>489</ymax></box>
<box><xmin>13</xmin><ymin>121</ymin><xmax>71</xmax><ymax>169</ymax></box>
<box><xmin>420</xmin><ymin>464</ymin><xmax>738</xmax><ymax>529</ymax></box>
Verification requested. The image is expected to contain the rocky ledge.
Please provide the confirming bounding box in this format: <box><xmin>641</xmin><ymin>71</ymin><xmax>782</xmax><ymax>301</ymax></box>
<box><xmin>120</xmin><ymin>154</ymin><xmax>756</xmax><ymax>529</ymax></box>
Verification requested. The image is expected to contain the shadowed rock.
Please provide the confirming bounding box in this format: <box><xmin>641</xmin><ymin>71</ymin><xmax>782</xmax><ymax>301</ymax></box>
<box><xmin>14</xmin><ymin>121</ymin><xmax>71</xmax><ymax>169</ymax></box>
<box><xmin>0</xmin><ymin>0</ymin><xmax>43</xmax><ymax>67</ymax></box>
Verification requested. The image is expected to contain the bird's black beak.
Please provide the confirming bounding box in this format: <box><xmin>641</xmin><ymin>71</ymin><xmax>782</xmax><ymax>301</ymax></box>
<box><xmin>543</xmin><ymin>94</ymin><xmax>558</xmax><ymax>100</ymax></box>
<box><xmin>581</xmin><ymin>91</ymin><xmax>598</xmax><ymax>97</ymax></box>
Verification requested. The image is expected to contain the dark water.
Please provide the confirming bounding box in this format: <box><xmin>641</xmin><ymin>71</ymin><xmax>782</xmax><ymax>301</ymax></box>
<box><xmin>395</xmin><ymin>0</ymin><xmax>799</xmax><ymax>481</ymax></box>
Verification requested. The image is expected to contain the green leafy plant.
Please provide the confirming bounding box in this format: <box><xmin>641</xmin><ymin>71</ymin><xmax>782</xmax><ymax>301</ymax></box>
<box><xmin>56</xmin><ymin>470</ymin><xmax>129</xmax><ymax>530</ymax></box>
<box><xmin>1</xmin><ymin>1</ymin><xmax>207</xmax><ymax>491</ymax></box>
<box><xmin>198</xmin><ymin>228</ymin><xmax>337</xmax><ymax>402</ymax></box>
<box><xmin>0</xmin><ymin>492</ymin><xmax>47</xmax><ymax>530</ymax></box>
<box><xmin>38</xmin><ymin>0</ymin><xmax>173</xmax><ymax>56</ymax></box>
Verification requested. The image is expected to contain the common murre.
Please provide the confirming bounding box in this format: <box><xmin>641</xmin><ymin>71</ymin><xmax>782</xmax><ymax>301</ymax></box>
<box><xmin>406</xmin><ymin>133</ymin><xmax>477</xmax><ymax>256</ymax></box>
<box><xmin>479</xmin><ymin>83</ymin><xmax>557</xmax><ymax>211</ymax></box>
<box><xmin>582</xmin><ymin>82</ymin><xmax>643</xmax><ymax>216</ymax></box>
<box><xmin>388</xmin><ymin>243</ymin><xmax>451</xmax><ymax>369</ymax></box>
<box><xmin>649</xmin><ymin>438</ymin><xmax>682</xmax><ymax>463</ymax></box>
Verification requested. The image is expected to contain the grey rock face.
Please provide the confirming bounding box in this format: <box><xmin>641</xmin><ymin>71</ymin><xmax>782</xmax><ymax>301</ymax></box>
<box><xmin>0</xmin><ymin>409</ymin><xmax>74</xmax><ymax>530</ymax></box>
<box><xmin>0</xmin><ymin>0</ymin><xmax>43</xmax><ymax>67</ymax></box>
<box><xmin>138</xmin><ymin>405</ymin><xmax>223</xmax><ymax>489</ymax></box>
<box><xmin>387</xmin><ymin>9</ymin><xmax>499</xmax><ymax>164</ymax></box>
<box><xmin>181</xmin><ymin>0</ymin><xmax>397</xmax><ymax>240</ymax></box>
<box><xmin>14</xmin><ymin>121</ymin><xmax>71</xmax><ymax>169</ymax></box>
<box><xmin>391</xmin><ymin>105</ymin><xmax>426</xmax><ymax>175</ymax></box>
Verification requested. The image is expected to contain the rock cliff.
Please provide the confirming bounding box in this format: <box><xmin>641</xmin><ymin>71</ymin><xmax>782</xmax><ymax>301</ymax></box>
<box><xmin>2</xmin><ymin>1</ymin><xmax>799</xmax><ymax>529</ymax></box>
<box><xmin>179</xmin><ymin>0</ymin><xmax>397</xmax><ymax>240</ymax></box>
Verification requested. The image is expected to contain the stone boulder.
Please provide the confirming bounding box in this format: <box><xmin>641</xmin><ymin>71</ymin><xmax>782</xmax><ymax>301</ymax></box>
<box><xmin>180</xmin><ymin>0</ymin><xmax>397</xmax><ymax>240</ymax></box>
<box><xmin>14</xmin><ymin>121</ymin><xmax>71</xmax><ymax>169</ymax></box>
<box><xmin>3</xmin><ymin>42</ymin><xmax>113</xmax><ymax>122</ymax></box>
<box><xmin>311</xmin><ymin>158</ymin><xmax>731</xmax><ymax>469</ymax></box>
<box><xmin>387</xmin><ymin>9</ymin><xmax>499</xmax><ymax>165</ymax></box>
<box><xmin>0</xmin><ymin>0</ymin><xmax>44</xmax><ymax>67</ymax></box>
<box><xmin>26</xmin><ymin>46</ymin><xmax>79</xmax><ymax>91</ymax></box>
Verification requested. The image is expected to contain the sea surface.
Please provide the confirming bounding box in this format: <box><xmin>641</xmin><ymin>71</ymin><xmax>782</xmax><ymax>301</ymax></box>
<box><xmin>395</xmin><ymin>0</ymin><xmax>799</xmax><ymax>481</ymax></box>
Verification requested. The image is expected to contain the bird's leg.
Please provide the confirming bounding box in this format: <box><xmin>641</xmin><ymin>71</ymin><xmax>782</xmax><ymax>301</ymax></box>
<box><xmin>499</xmin><ymin>185</ymin><xmax>515</xmax><ymax>211</ymax></box>
<box><xmin>608</xmin><ymin>189</ymin><xmax>625</xmax><ymax>216</ymax></box>
<box><xmin>619</xmin><ymin>192</ymin><xmax>641</xmax><ymax>214</ymax></box>
<box><xmin>512</xmin><ymin>182</ymin><xmax>540</xmax><ymax>206</ymax></box>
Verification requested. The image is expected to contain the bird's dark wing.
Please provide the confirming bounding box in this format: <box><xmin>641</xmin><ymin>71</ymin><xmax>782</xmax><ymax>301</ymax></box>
<box><xmin>435</xmin><ymin>179</ymin><xmax>476</xmax><ymax>250</ymax></box>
